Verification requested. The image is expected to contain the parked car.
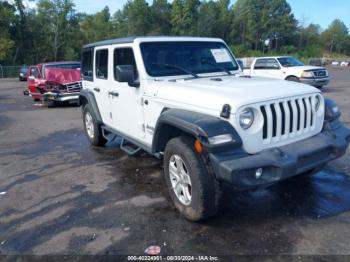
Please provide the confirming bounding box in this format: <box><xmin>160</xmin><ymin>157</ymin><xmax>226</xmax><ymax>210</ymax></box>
<box><xmin>243</xmin><ymin>56</ymin><xmax>330</xmax><ymax>88</ymax></box>
<box><xmin>308</xmin><ymin>58</ymin><xmax>323</xmax><ymax>67</ymax></box>
<box><xmin>26</xmin><ymin>61</ymin><xmax>81</xmax><ymax>106</ymax></box>
<box><xmin>19</xmin><ymin>65</ymin><xmax>28</xmax><ymax>81</ymax></box>
<box><xmin>79</xmin><ymin>36</ymin><xmax>350</xmax><ymax>221</ymax></box>
<box><xmin>331</xmin><ymin>61</ymin><xmax>340</xmax><ymax>66</ymax></box>
<box><xmin>340</xmin><ymin>61</ymin><xmax>349</xmax><ymax>67</ymax></box>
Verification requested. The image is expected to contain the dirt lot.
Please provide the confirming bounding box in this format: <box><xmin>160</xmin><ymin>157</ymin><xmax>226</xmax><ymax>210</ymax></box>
<box><xmin>1</xmin><ymin>68</ymin><xmax>350</xmax><ymax>258</ymax></box>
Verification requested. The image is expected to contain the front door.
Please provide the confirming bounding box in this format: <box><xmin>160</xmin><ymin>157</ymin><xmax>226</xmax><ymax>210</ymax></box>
<box><xmin>27</xmin><ymin>66</ymin><xmax>42</xmax><ymax>101</ymax></box>
<box><xmin>109</xmin><ymin>47</ymin><xmax>145</xmax><ymax>141</ymax></box>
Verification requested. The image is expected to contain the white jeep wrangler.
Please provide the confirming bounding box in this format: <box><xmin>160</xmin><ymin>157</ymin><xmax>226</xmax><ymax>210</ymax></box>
<box><xmin>79</xmin><ymin>37</ymin><xmax>350</xmax><ymax>221</ymax></box>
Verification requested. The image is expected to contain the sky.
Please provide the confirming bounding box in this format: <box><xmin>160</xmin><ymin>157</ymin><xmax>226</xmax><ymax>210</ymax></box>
<box><xmin>67</xmin><ymin>0</ymin><xmax>350</xmax><ymax>31</ymax></box>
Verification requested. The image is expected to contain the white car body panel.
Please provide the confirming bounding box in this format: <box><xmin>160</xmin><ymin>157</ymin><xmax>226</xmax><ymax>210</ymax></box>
<box><xmin>82</xmin><ymin>37</ymin><xmax>324</xmax><ymax>154</ymax></box>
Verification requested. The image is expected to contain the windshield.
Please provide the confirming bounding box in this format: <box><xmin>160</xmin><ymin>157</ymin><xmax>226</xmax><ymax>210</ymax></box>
<box><xmin>277</xmin><ymin>57</ymin><xmax>304</xmax><ymax>67</ymax></box>
<box><xmin>140</xmin><ymin>41</ymin><xmax>239</xmax><ymax>77</ymax></box>
<box><xmin>45</xmin><ymin>63</ymin><xmax>81</xmax><ymax>70</ymax></box>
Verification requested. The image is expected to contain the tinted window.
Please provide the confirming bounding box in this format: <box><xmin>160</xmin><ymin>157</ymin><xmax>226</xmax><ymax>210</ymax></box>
<box><xmin>277</xmin><ymin>57</ymin><xmax>304</xmax><ymax>67</ymax></box>
<box><xmin>82</xmin><ymin>50</ymin><xmax>93</xmax><ymax>80</ymax></box>
<box><xmin>254</xmin><ymin>59</ymin><xmax>279</xmax><ymax>69</ymax></box>
<box><xmin>140</xmin><ymin>41</ymin><xmax>239</xmax><ymax>77</ymax></box>
<box><xmin>114</xmin><ymin>48</ymin><xmax>138</xmax><ymax>80</ymax></box>
<box><xmin>95</xmin><ymin>49</ymin><xmax>109</xmax><ymax>79</ymax></box>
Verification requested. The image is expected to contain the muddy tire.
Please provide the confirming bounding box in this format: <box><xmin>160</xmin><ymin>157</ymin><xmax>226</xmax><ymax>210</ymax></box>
<box><xmin>163</xmin><ymin>136</ymin><xmax>222</xmax><ymax>221</ymax></box>
<box><xmin>83</xmin><ymin>104</ymin><xmax>106</xmax><ymax>146</ymax></box>
<box><xmin>286</xmin><ymin>76</ymin><xmax>300</xmax><ymax>82</ymax></box>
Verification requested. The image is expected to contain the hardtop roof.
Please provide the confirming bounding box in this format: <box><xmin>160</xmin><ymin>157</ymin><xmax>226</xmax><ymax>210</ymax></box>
<box><xmin>83</xmin><ymin>36</ymin><xmax>223</xmax><ymax>49</ymax></box>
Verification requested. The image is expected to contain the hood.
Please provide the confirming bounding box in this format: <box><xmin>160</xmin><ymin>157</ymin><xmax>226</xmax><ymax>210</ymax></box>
<box><xmin>154</xmin><ymin>75</ymin><xmax>319</xmax><ymax>113</ymax></box>
<box><xmin>45</xmin><ymin>68</ymin><xmax>81</xmax><ymax>84</ymax></box>
<box><xmin>287</xmin><ymin>65</ymin><xmax>325</xmax><ymax>71</ymax></box>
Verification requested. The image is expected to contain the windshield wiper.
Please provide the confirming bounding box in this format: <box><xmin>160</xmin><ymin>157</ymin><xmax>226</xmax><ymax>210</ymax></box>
<box><xmin>200</xmin><ymin>59</ymin><xmax>232</xmax><ymax>75</ymax></box>
<box><xmin>152</xmin><ymin>63</ymin><xmax>199</xmax><ymax>78</ymax></box>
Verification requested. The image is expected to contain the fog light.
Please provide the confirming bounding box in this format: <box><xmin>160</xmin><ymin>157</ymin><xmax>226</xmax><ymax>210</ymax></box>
<box><xmin>255</xmin><ymin>168</ymin><xmax>263</xmax><ymax>179</ymax></box>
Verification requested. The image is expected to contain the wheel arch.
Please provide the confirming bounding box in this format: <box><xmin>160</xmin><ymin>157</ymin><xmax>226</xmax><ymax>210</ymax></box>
<box><xmin>285</xmin><ymin>75</ymin><xmax>299</xmax><ymax>80</ymax></box>
<box><xmin>79</xmin><ymin>89</ymin><xmax>103</xmax><ymax>124</ymax></box>
<box><xmin>151</xmin><ymin>108</ymin><xmax>242</xmax><ymax>154</ymax></box>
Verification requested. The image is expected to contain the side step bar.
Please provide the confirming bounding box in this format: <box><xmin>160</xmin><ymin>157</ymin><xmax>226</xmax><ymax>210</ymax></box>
<box><xmin>101</xmin><ymin>126</ymin><xmax>141</xmax><ymax>156</ymax></box>
<box><xmin>120</xmin><ymin>138</ymin><xmax>141</xmax><ymax>156</ymax></box>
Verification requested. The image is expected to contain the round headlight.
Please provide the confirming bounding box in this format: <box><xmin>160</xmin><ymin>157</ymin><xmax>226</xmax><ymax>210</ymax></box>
<box><xmin>315</xmin><ymin>95</ymin><xmax>321</xmax><ymax>112</ymax></box>
<box><xmin>239</xmin><ymin>108</ymin><xmax>254</xmax><ymax>129</ymax></box>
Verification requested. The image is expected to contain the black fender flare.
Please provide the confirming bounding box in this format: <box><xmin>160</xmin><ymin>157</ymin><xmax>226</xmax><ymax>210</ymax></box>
<box><xmin>79</xmin><ymin>89</ymin><xmax>103</xmax><ymax>124</ymax></box>
<box><xmin>152</xmin><ymin>108</ymin><xmax>242</xmax><ymax>154</ymax></box>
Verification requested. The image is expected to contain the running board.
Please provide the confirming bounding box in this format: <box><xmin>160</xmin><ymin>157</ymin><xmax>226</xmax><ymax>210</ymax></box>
<box><xmin>102</xmin><ymin>127</ymin><xmax>118</xmax><ymax>142</ymax></box>
<box><xmin>120</xmin><ymin>138</ymin><xmax>141</xmax><ymax>156</ymax></box>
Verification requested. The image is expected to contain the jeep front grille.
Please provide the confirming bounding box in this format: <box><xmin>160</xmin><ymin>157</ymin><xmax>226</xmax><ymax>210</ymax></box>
<box><xmin>260</xmin><ymin>96</ymin><xmax>316</xmax><ymax>143</ymax></box>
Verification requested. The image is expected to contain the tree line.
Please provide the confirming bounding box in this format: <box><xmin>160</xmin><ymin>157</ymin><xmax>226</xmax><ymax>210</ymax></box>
<box><xmin>0</xmin><ymin>0</ymin><xmax>349</xmax><ymax>65</ymax></box>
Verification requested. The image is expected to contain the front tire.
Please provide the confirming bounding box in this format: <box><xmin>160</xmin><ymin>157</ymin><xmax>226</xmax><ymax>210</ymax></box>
<box><xmin>83</xmin><ymin>104</ymin><xmax>107</xmax><ymax>146</ymax></box>
<box><xmin>163</xmin><ymin>136</ymin><xmax>222</xmax><ymax>221</ymax></box>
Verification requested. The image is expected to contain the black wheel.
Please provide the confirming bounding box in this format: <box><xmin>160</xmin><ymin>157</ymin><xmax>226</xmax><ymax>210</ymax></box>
<box><xmin>163</xmin><ymin>136</ymin><xmax>222</xmax><ymax>221</ymax></box>
<box><xmin>83</xmin><ymin>104</ymin><xmax>107</xmax><ymax>146</ymax></box>
<box><xmin>47</xmin><ymin>100</ymin><xmax>56</xmax><ymax>108</ymax></box>
<box><xmin>286</xmin><ymin>76</ymin><xmax>300</xmax><ymax>82</ymax></box>
<box><xmin>315</xmin><ymin>86</ymin><xmax>323</xmax><ymax>89</ymax></box>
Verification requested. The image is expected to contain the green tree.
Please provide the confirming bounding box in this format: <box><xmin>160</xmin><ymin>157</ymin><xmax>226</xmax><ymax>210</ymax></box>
<box><xmin>80</xmin><ymin>7</ymin><xmax>113</xmax><ymax>43</ymax></box>
<box><xmin>231</xmin><ymin>0</ymin><xmax>297</xmax><ymax>51</ymax></box>
<box><xmin>150</xmin><ymin>0</ymin><xmax>172</xmax><ymax>35</ymax></box>
<box><xmin>171</xmin><ymin>0</ymin><xmax>184</xmax><ymax>35</ymax></box>
<box><xmin>35</xmin><ymin>0</ymin><xmax>76</xmax><ymax>61</ymax></box>
<box><xmin>321</xmin><ymin>19</ymin><xmax>349</xmax><ymax>53</ymax></box>
<box><xmin>0</xmin><ymin>1</ymin><xmax>15</xmax><ymax>62</ymax></box>
<box><xmin>183</xmin><ymin>0</ymin><xmax>200</xmax><ymax>35</ymax></box>
<box><xmin>123</xmin><ymin>0</ymin><xmax>151</xmax><ymax>35</ymax></box>
<box><xmin>198</xmin><ymin>0</ymin><xmax>233</xmax><ymax>41</ymax></box>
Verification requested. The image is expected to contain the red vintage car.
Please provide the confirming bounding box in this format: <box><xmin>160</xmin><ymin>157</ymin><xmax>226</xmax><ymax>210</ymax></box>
<box><xmin>27</xmin><ymin>61</ymin><xmax>81</xmax><ymax>105</ymax></box>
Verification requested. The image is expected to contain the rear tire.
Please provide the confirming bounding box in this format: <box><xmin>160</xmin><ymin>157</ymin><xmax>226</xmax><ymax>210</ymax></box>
<box><xmin>83</xmin><ymin>104</ymin><xmax>107</xmax><ymax>146</ymax></box>
<box><xmin>163</xmin><ymin>136</ymin><xmax>222</xmax><ymax>221</ymax></box>
<box><xmin>286</xmin><ymin>76</ymin><xmax>300</xmax><ymax>82</ymax></box>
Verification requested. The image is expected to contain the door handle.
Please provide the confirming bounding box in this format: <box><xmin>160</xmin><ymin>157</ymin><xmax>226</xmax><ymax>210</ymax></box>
<box><xmin>93</xmin><ymin>87</ymin><xmax>100</xmax><ymax>92</ymax></box>
<box><xmin>109</xmin><ymin>91</ymin><xmax>119</xmax><ymax>97</ymax></box>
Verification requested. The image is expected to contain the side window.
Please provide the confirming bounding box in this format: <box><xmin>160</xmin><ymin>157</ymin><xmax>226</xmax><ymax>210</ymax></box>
<box><xmin>95</xmin><ymin>49</ymin><xmax>109</xmax><ymax>80</ymax></box>
<box><xmin>30</xmin><ymin>67</ymin><xmax>40</xmax><ymax>78</ymax></box>
<box><xmin>254</xmin><ymin>59</ymin><xmax>267</xmax><ymax>70</ymax></box>
<box><xmin>266</xmin><ymin>59</ymin><xmax>280</xmax><ymax>69</ymax></box>
<box><xmin>82</xmin><ymin>50</ymin><xmax>93</xmax><ymax>81</ymax></box>
<box><xmin>114</xmin><ymin>48</ymin><xmax>138</xmax><ymax>81</ymax></box>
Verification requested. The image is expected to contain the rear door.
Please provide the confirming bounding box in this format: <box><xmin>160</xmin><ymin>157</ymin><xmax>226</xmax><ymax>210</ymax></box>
<box><xmin>82</xmin><ymin>48</ymin><xmax>112</xmax><ymax>126</ymax></box>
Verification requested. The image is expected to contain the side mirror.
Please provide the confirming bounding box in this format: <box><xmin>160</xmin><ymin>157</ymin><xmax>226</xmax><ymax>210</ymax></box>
<box><xmin>115</xmin><ymin>65</ymin><xmax>139</xmax><ymax>87</ymax></box>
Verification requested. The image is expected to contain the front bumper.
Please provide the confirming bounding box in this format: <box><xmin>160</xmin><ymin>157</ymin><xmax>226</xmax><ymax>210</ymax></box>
<box><xmin>300</xmin><ymin>77</ymin><xmax>330</xmax><ymax>87</ymax></box>
<box><xmin>42</xmin><ymin>92</ymin><xmax>80</xmax><ymax>102</ymax></box>
<box><xmin>209</xmin><ymin>122</ymin><xmax>350</xmax><ymax>190</ymax></box>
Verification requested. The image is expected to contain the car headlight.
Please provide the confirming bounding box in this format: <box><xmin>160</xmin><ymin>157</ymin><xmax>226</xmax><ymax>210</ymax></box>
<box><xmin>315</xmin><ymin>95</ymin><xmax>322</xmax><ymax>112</ymax></box>
<box><xmin>239</xmin><ymin>108</ymin><xmax>254</xmax><ymax>129</ymax></box>
<box><xmin>301</xmin><ymin>71</ymin><xmax>314</xmax><ymax>78</ymax></box>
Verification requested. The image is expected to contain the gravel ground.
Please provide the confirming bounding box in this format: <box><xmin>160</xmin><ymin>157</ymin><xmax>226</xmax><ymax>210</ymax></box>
<box><xmin>1</xmin><ymin>67</ymin><xmax>350</xmax><ymax>259</ymax></box>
